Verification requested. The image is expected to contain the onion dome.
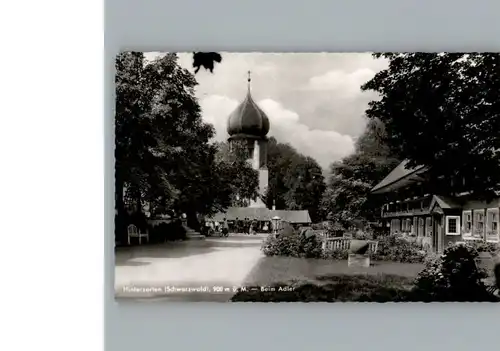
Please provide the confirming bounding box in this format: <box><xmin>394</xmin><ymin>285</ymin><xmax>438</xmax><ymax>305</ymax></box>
<box><xmin>227</xmin><ymin>71</ymin><xmax>270</xmax><ymax>139</ymax></box>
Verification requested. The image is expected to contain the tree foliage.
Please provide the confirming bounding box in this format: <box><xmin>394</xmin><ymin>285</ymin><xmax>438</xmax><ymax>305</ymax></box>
<box><xmin>115</xmin><ymin>52</ymin><xmax>239</xmax><ymax>230</ymax></box>
<box><xmin>214</xmin><ymin>141</ymin><xmax>259</xmax><ymax>207</ymax></box>
<box><xmin>362</xmin><ymin>53</ymin><xmax>500</xmax><ymax>198</ymax></box>
<box><xmin>192</xmin><ymin>52</ymin><xmax>222</xmax><ymax>73</ymax></box>
<box><xmin>265</xmin><ymin>137</ymin><xmax>326</xmax><ymax>222</ymax></box>
<box><xmin>322</xmin><ymin>118</ymin><xmax>400</xmax><ymax>227</ymax></box>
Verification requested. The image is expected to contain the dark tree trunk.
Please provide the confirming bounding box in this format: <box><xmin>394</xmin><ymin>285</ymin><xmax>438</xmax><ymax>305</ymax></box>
<box><xmin>114</xmin><ymin>174</ymin><xmax>126</xmax><ymax>244</ymax></box>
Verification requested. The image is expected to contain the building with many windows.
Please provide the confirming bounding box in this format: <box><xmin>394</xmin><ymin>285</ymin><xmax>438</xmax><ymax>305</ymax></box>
<box><xmin>371</xmin><ymin>160</ymin><xmax>500</xmax><ymax>252</ymax></box>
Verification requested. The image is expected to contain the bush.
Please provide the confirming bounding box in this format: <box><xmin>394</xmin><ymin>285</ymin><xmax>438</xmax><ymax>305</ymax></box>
<box><xmin>353</xmin><ymin>230</ymin><xmax>373</xmax><ymax>240</ymax></box>
<box><xmin>323</xmin><ymin>249</ymin><xmax>349</xmax><ymax>260</ymax></box>
<box><xmin>495</xmin><ymin>263</ymin><xmax>500</xmax><ymax>290</ymax></box>
<box><xmin>324</xmin><ymin>221</ymin><xmax>345</xmax><ymax>237</ymax></box>
<box><xmin>298</xmin><ymin>232</ymin><xmax>324</xmax><ymax>259</ymax></box>
<box><xmin>310</xmin><ymin>222</ymin><xmax>326</xmax><ymax>230</ymax></box>
<box><xmin>372</xmin><ymin>234</ymin><xmax>427</xmax><ymax>263</ymax></box>
<box><xmin>261</xmin><ymin>234</ymin><xmax>299</xmax><ymax>257</ymax></box>
<box><xmin>261</xmin><ymin>230</ymin><xmax>323</xmax><ymax>259</ymax></box>
<box><xmin>147</xmin><ymin>221</ymin><xmax>187</xmax><ymax>243</ymax></box>
<box><xmin>115</xmin><ymin>210</ymin><xmax>149</xmax><ymax>245</ymax></box>
<box><xmin>413</xmin><ymin>243</ymin><xmax>496</xmax><ymax>301</ymax></box>
<box><xmin>466</xmin><ymin>241</ymin><xmax>500</xmax><ymax>256</ymax></box>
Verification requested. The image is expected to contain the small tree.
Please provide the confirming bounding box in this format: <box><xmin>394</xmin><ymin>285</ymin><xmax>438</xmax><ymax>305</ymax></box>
<box><xmin>322</xmin><ymin>118</ymin><xmax>400</xmax><ymax>227</ymax></box>
<box><xmin>413</xmin><ymin>243</ymin><xmax>495</xmax><ymax>301</ymax></box>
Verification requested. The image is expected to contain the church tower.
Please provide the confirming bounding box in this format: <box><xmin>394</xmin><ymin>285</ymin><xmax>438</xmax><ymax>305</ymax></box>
<box><xmin>226</xmin><ymin>71</ymin><xmax>269</xmax><ymax>208</ymax></box>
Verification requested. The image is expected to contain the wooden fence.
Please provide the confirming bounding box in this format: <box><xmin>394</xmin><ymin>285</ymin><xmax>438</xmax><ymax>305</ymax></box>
<box><xmin>321</xmin><ymin>237</ymin><xmax>379</xmax><ymax>254</ymax></box>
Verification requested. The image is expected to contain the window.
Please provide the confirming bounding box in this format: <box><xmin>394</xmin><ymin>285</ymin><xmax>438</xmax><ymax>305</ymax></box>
<box><xmin>425</xmin><ymin>217</ymin><xmax>432</xmax><ymax>237</ymax></box>
<box><xmin>445</xmin><ymin>216</ymin><xmax>460</xmax><ymax>236</ymax></box>
<box><xmin>492</xmin><ymin>213</ymin><xmax>498</xmax><ymax>231</ymax></box>
<box><xmin>412</xmin><ymin>217</ymin><xmax>418</xmax><ymax>236</ymax></box>
<box><xmin>405</xmin><ymin>218</ymin><xmax>412</xmax><ymax>232</ymax></box>
<box><xmin>486</xmin><ymin>208</ymin><xmax>500</xmax><ymax>242</ymax></box>
<box><xmin>473</xmin><ymin>210</ymin><xmax>485</xmax><ymax>237</ymax></box>
<box><xmin>390</xmin><ymin>219</ymin><xmax>398</xmax><ymax>233</ymax></box>
<box><xmin>462</xmin><ymin>211</ymin><xmax>472</xmax><ymax>235</ymax></box>
<box><xmin>418</xmin><ymin>218</ymin><xmax>425</xmax><ymax>237</ymax></box>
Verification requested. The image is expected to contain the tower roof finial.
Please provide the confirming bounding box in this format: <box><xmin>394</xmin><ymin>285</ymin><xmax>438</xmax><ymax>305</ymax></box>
<box><xmin>247</xmin><ymin>70</ymin><xmax>251</xmax><ymax>92</ymax></box>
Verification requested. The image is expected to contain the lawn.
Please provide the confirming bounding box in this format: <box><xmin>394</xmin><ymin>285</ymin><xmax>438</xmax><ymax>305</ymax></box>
<box><xmin>232</xmin><ymin>256</ymin><xmax>424</xmax><ymax>302</ymax></box>
<box><xmin>232</xmin><ymin>273</ymin><xmax>416</xmax><ymax>302</ymax></box>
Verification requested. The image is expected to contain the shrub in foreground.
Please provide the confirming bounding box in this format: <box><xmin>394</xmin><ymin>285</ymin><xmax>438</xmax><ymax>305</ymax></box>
<box><xmin>413</xmin><ymin>243</ymin><xmax>497</xmax><ymax>301</ymax></box>
<box><xmin>353</xmin><ymin>229</ymin><xmax>374</xmax><ymax>240</ymax></box>
<box><xmin>320</xmin><ymin>233</ymin><xmax>427</xmax><ymax>263</ymax></box>
<box><xmin>323</xmin><ymin>248</ymin><xmax>349</xmax><ymax>260</ymax></box>
<box><xmin>261</xmin><ymin>230</ymin><xmax>323</xmax><ymax>259</ymax></box>
<box><xmin>372</xmin><ymin>234</ymin><xmax>426</xmax><ymax>263</ymax></box>
<box><xmin>466</xmin><ymin>241</ymin><xmax>500</xmax><ymax>256</ymax></box>
<box><xmin>147</xmin><ymin>221</ymin><xmax>187</xmax><ymax>243</ymax></box>
<box><xmin>297</xmin><ymin>231</ymin><xmax>324</xmax><ymax>258</ymax></box>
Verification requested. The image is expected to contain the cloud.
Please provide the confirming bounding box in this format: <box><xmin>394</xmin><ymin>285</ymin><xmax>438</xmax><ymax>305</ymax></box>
<box><xmin>306</xmin><ymin>68</ymin><xmax>377</xmax><ymax>97</ymax></box>
<box><xmin>142</xmin><ymin>52</ymin><xmax>388</xmax><ymax>168</ymax></box>
<box><xmin>258</xmin><ymin>99</ymin><xmax>355</xmax><ymax>168</ymax></box>
<box><xmin>198</xmin><ymin>95</ymin><xmax>238</xmax><ymax>140</ymax></box>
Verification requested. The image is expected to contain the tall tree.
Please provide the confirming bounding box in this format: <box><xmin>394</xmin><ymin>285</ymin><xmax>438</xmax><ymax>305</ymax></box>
<box><xmin>322</xmin><ymin>118</ymin><xmax>400</xmax><ymax>227</ymax></box>
<box><xmin>214</xmin><ymin>141</ymin><xmax>259</xmax><ymax>207</ymax></box>
<box><xmin>361</xmin><ymin>53</ymin><xmax>500</xmax><ymax>198</ymax></box>
<box><xmin>265</xmin><ymin>137</ymin><xmax>326</xmax><ymax>222</ymax></box>
<box><xmin>283</xmin><ymin>155</ymin><xmax>326</xmax><ymax>222</ymax></box>
<box><xmin>265</xmin><ymin>137</ymin><xmax>299</xmax><ymax>210</ymax></box>
<box><xmin>115</xmin><ymin>52</ymin><xmax>238</xmax><ymax>237</ymax></box>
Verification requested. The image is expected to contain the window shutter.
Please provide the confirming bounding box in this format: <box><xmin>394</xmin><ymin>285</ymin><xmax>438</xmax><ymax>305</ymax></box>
<box><xmin>472</xmin><ymin>211</ymin><xmax>476</xmax><ymax>235</ymax></box>
<box><xmin>486</xmin><ymin>209</ymin><xmax>500</xmax><ymax>242</ymax></box>
<box><xmin>469</xmin><ymin>212</ymin><xmax>472</xmax><ymax>231</ymax></box>
<box><xmin>486</xmin><ymin>211</ymin><xmax>492</xmax><ymax>233</ymax></box>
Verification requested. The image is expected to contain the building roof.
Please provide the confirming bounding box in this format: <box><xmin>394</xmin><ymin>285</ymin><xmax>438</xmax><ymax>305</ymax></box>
<box><xmin>209</xmin><ymin>207</ymin><xmax>311</xmax><ymax>223</ymax></box>
<box><xmin>271</xmin><ymin>210</ymin><xmax>312</xmax><ymax>223</ymax></box>
<box><xmin>371</xmin><ymin>160</ymin><xmax>428</xmax><ymax>194</ymax></box>
<box><xmin>226</xmin><ymin>74</ymin><xmax>270</xmax><ymax>139</ymax></box>
<box><xmin>429</xmin><ymin>195</ymin><xmax>461</xmax><ymax>210</ymax></box>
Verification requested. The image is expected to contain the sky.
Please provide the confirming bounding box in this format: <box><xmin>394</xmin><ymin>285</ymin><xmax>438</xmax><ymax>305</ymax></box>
<box><xmin>144</xmin><ymin>52</ymin><xmax>388</xmax><ymax>169</ymax></box>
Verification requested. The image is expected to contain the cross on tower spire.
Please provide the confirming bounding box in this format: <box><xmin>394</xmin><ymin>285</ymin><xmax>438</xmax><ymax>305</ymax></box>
<box><xmin>247</xmin><ymin>70</ymin><xmax>251</xmax><ymax>92</ymax></box>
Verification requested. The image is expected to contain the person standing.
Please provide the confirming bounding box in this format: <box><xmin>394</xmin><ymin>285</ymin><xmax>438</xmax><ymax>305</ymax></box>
<box><xmin>250</xmin><ymin>219</ymin><xmax>257</xmax><ymax>235</ymax></box>
<box><xmin>244</xmin><ymin>217</ymin><xmax>250</xmax><ymax>235</ymax></box>
<box><xmin>235</xmin><ymin>217</ymin><xmax>240</xmax><ymax>233</ymax></box>
<box><xmin>222</xmin><ymin>218</ymin><xmax>229</xmax><ymax>237</ymax></box>
<box><xmin>263</xmin><ymin>221</ymin><xmax>269</xmax><ymax>232</ymax></box>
